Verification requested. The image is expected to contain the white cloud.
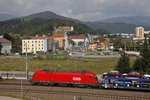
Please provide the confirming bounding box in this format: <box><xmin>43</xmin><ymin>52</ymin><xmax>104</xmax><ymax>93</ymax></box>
<box><xmin>0</xmin><ymin>0</ymin><xmax>150</xmax><ymax>21</ymax></box>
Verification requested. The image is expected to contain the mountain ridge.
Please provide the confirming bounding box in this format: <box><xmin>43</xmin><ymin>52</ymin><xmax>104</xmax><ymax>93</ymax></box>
<box><xmin>1</xmin><ymin>11</ymin><xmax>150</xmax><ymax>33</ymax></box>
<box><xmin>98</xmin><ymin>16</ymin><xmax>150</xmax><ymax>25</ymax></box>
<box><xmin>18</xmin><ymin>11</ymin><xmax>81</xmax><ymax>23</ymax></box>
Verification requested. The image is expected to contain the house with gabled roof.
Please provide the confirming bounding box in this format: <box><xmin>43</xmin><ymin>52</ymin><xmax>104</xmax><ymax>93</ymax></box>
<box><xmin>0</xmin><ymin>37</ymin><xmax>12</xmax><ymax>54</ymax></box>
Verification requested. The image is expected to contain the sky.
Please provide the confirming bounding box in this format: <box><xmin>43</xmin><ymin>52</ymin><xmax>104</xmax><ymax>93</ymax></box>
<box><xmin>0</xmin><ymin>0</ymin><xmax>150</xmax><ymax>21</ymax></box>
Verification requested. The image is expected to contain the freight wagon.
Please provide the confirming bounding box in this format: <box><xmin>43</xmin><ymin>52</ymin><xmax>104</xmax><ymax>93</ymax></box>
<box><xmin>102</xmin><ymin>75</ymin><xmax>150</xmax><ymax>91</ymax></box>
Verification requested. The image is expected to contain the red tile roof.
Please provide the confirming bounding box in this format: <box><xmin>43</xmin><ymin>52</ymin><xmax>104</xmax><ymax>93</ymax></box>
<box><xmin>99</xmin><ymin>41</ymin><xmax>109</xmax><ymax>45</ymax></box>
<box><xmin>30</xmin><ymin>36</ymin><xmax>48</xmax><ymax>39</ymax></box>
<box><xmin>48</xmin><ymin>33</ymin><xmax>64</xmax><ymax>38</ymax></box>
<box><xmin>69</xmin><ymin>35</ymin><xmax>85</xmax><ymax>39</ymax></box>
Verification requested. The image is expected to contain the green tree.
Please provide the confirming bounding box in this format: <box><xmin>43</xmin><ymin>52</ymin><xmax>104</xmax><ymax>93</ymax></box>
<box><xmin>3</xmin><ymin>33</ymin><xmax>14</xmax><ymax>41</ymax></box>
<box><xmin>78</xmin><ymin>41</ymin><xmax>84</xmax><ymax>46</ymax></box>
<box><xmin>116</xmin><ymin>52</ymin><xmax>130</xmax><ymax>73</ymax></box>
<box><xmin>133</xmin><ymin>37</ymin><xmax>150</xmax><ymax>73</ymax></box>
<box><xmin>149</xmin><ymin>36</ymin><xmax>150</xmax><ymax>45</ymax></box>
<box><xmin>5</xmin><ymin>33</ymin><xmax>22</xmax><ymax>53</ymax></box>
<box><xmin>0</xmin><ymin>43</ymin><xmax>2</xmax><ymax>54</ymax></box>
<box><xmin>98</xmin><ymin>37</ymin><xmax>106</xmax><ymax>42</ymax></box>
<box><xmin>112</xmin><ymin>38</ymin><xmax>136</xmax><ymax>51</ymax></box>
<box><xmin>132</xmin><ymin>58</ymin><xmax>143</xmax><ymax>73</ymax></box>
<box><xmin>140</xmin><ymin>38</ymin><xmax>150</xmax><ymax>73</ymax></box>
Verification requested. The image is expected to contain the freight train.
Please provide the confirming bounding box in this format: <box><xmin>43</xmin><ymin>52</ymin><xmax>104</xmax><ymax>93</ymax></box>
<box><xmin>30</xmin><ymin>70</ymin><xmax>99</xmax><ymax>87</ymax></box>
<box><xmin>30</xmin><ymin>70</ymin><xmax>150</xmax><ymax>91</ymax></box>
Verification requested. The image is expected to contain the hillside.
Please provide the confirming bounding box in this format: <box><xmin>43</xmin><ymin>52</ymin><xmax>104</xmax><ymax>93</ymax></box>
<box><xmin>100</xmin><ymin>16</ymin><xmax>150</xmax><ymax>25</ymax></box>
<box><xmin>0</xmin><ymin>11</ymin><xmax>94</xmax><ymax>35</ymax></box>
<box><xmin>18</xmin><ymin>11</ymin><xmax>81</xmax><ymax>23</ymax></box>
<box><xmin>85</xmin><ymin>22</ymin><xmax>150</xmax><ymax>33</ymax></box>
<box><xmin>1</xmin><ymin>11</ymin><xmax>150</xmax><ymax>34</ymax></box>
<box><xmin>85</xmin><ymin>16</ymin><xmax>150</xmax><ymax>33</ymax></box>
<box><xmin>0</xmin><ymin>18</ymin><xmax>92</xmax><ymax>35</ymax></box>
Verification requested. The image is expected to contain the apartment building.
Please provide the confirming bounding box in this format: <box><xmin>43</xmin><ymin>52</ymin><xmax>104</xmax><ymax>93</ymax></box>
<box><xmin>135</xmin><ymin>27</ymin><xmax>144</xmax><ymax>39</ymax></box>
<box><xmin>0</xmin><ymin>37</ymin><xmax>12</xmax><ymax>54</ymax></box>
<box><xmin>48</xmin><ymin>33</ymin><xmax>65</xmax><ymax>48</ymax></box>
<box><xmin>22</xmin><ymin>37</ymin><xmax>48</xmax><ymax>54</ymax></box>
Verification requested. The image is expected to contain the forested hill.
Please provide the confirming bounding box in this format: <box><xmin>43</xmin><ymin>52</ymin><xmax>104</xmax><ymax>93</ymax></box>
<box><xmin>1</xmin><ymin>11</ymin><xmax>150</xmax><ymax>34</ymax></box>
<box><xmin>0</xmin><ymin>18</ymin><xmax>93</xmax><ymax>35</ymax></box>
<box><xmin>18</xmin><ymin>11</ymin><xmax>81</xmax><ymax>23</ymax></box>
<box><xmin>0</xmin><ymin>11</ymin><xmax>94</xmax><ymax>35</ymax></box>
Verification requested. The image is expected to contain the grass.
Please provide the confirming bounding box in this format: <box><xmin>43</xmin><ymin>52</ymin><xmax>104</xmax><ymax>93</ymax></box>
<box><xmin>0</xmin><ymin>56</ymin><xmax>120</xmax><ymax>74</ymax></box>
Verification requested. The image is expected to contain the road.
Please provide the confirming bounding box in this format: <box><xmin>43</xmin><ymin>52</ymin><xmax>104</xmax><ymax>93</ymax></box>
<box><xmin>71</xmin><ymin>53</ymin><xmax>120</xmax><ymax>58</ymax></box>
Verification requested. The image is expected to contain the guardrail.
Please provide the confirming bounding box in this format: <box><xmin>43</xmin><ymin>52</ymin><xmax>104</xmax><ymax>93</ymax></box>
<box><xmin>0</xmin><ymin>71</ymin><xmax>33</xmax><ymax>80</ymax></box>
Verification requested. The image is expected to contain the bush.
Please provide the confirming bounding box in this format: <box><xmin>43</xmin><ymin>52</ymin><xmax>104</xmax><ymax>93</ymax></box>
<box><xmin>117</xmin><ymin>52</ymin><xmax>131</xmax><ymax>73</ymax></box>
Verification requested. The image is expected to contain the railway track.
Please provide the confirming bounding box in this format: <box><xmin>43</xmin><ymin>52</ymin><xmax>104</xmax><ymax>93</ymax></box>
<box><xmin>0</xmin><ymin>79</ymin><xmax>150</xmax><ymax>100</ymax></box>
<box><xmin>0</xmin><ymin>87</ymin><xmax>149</xmax><ymax>100</ymax></box>
<box><xmin>0</xmin><ymin>80</ymin><xmax>31</xmax><ymax>86</ymax></box>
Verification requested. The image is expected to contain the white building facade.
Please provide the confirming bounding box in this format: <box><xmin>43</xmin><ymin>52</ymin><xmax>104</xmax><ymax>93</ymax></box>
<box><xmin>22</xmin><ymin>38</ymin><xmax>49</xmax><ymax>54</ymax></box>
<box><xmin>0</xmin><ymin>38</ymin><xmax>12</xmax><ymax>54</ymax></box>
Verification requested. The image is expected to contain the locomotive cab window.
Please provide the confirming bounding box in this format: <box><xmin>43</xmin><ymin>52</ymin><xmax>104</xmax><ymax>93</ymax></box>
<box><xmin>33</xmin><ymin>73</ymin><xmax>37</xmax><ymax>76</ymax></box>
<box><xmin>89</xmin><ymin>75</ymin><xmax>93</xmax><ymax>79</ymax></box>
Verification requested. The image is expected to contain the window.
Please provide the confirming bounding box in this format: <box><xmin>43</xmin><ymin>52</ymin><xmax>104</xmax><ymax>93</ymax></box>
<box><xmin>33</xmin><ymin>74</ymin><xmax>37</xmax><ymax>77</ymax></box>
<box><xmin>89</xmin><ymin>75</ymin><xmax>93</xmax><ymax>79</ymax></box>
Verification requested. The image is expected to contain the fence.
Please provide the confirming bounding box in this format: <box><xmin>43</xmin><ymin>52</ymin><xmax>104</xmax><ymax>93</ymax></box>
<box><xmin>0</xmin><ymin>71</ymin><xmax>33</xmax><ymax>80</ymax></box>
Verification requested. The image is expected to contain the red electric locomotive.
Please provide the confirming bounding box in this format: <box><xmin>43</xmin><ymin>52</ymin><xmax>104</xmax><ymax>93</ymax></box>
<box><xmin>31</xmin><ymin>70</ymin><xmax>99</xmax><ymax>87</ymax></box>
